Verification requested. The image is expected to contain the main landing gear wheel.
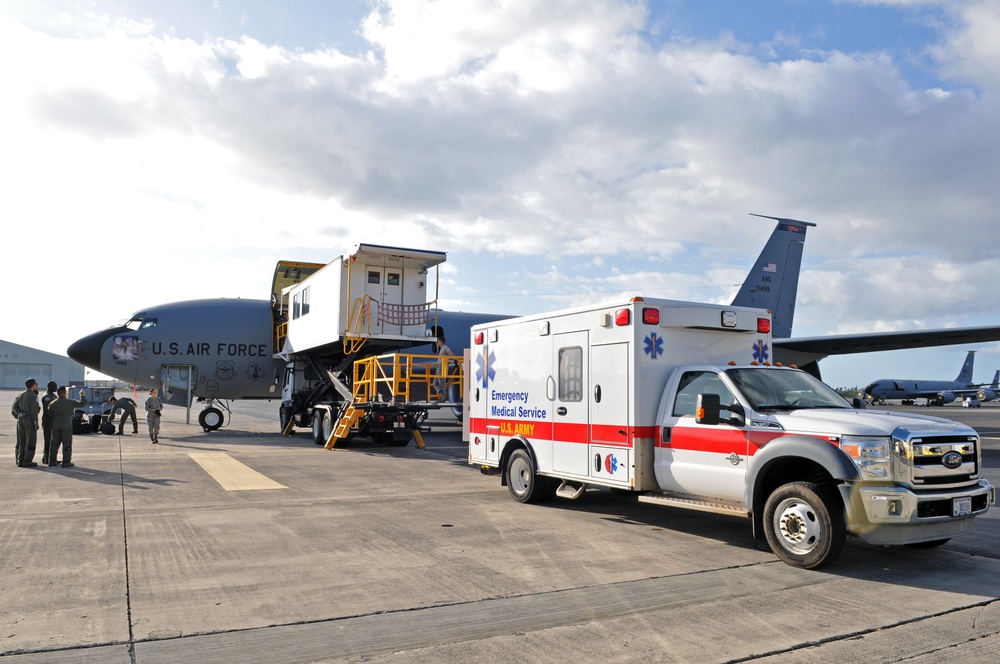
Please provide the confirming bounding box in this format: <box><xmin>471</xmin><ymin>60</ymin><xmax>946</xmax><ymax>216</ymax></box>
<box><xmin>198</xmin><ymin>407</ymin><xmax>224</xmax><ymax>432</ymax></box>
<box><xmin>506</xmin><ymin>449</ymin><xmax>557</xmax><ymax>504</ymax></box>
<box><xmin>763</xmin><ymin>481</ymin><xmax>845</xmax><ymax>569</ymax></box>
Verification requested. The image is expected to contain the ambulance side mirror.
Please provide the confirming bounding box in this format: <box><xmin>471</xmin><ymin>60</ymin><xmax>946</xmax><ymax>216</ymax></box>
<box><xmin>695</xmin><ymin>394</ymin><xmax>745</xmax><ymax>427</ymax></box>
<box><xmin>695</xmin><ymin>394</ymin><xmax>722</xmax><ymax>425</ymax></box>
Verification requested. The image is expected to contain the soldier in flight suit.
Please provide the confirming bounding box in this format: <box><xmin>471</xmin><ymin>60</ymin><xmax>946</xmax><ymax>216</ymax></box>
<box><xmin>108</xmin><ymin>396</ymin><xmax>139</xmax><ymax>434</ymax></box>
<box><xmin>432</xmin><ymin>335</ymin><xmax>455</xmax><ymax>398</ymax></box>
<box><xmin>14</xmin><ymin>378</ymin><xmax>40</xmax><ymax>467</ymax></box>
<box><xmin>144</xmin><ymin>388</ymin><xmax>164</xmax><ymax>444</ymax></box>
<box><xmin>46</xmin><ymin>386</ymin><xmax>87</xmax><ymax>467</ymax></box>
<box><xmin>40</xmin><ymin>381</ymin><xmax>58</xmax><ymax>464</ymax></box>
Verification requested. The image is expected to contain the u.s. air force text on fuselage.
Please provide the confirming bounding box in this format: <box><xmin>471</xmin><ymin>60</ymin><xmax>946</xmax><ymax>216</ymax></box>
<box><xmin>148</xmin><ymin>342</ymin><xmax>271</xmax><ymax>358</ymax></box>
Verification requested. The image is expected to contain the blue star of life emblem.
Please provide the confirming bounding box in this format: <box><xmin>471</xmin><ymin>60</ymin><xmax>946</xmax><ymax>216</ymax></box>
<box><xmin>644</xmin><ymin>333</ymin><xmax>664</xmax><ymax>360</ymax></box>
<box><xmin>753</xmin><ymin>339</ymin><xmax>770</xmax><ymax>363</ymax></box>
<box><xmin>476</xmin><ymin>349</ymin><xmax>496</xmax><ymax>388</ymax></box>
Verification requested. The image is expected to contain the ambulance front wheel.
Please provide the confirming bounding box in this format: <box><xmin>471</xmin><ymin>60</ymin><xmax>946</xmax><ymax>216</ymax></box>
<box><xmin>506</xmin><ymin>449</ymin><xmax>557</xmax><ymax>503</ymax></box>
<box><xmin>763</xmin><ymin>481</ymin><xmax>845</xmax><ymax>570</ymax></box>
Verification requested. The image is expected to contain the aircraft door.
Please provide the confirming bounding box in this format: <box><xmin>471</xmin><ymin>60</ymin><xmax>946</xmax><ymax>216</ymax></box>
<box><xmin>655</xmin><ymin>370</ymin><xmax>749</xmax><ymax>504</ymax></box>
<box><xmin>160</xmin><ymin>364</ymin><xmax>197</xmax><ymax>407</ymax></box>
<box><xmin>363</xmin><ymin>267</ymin><xmax>405</xmax><ymax>336</ymax></box>
<box><xmin>552</xmin><ymin>331</ymin><xmax>590</xmax><ymax>476</ymax></box>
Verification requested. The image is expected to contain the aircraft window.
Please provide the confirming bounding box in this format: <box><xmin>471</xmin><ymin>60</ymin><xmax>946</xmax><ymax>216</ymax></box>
<box><xmin>388</xmin><ymin>273</ymin><xmax>400</xmax><ymax>286</ymax></box>
<box><xmin>558</xmin><ymin>346</ymin><xmax>583</xmax><ymax>402</ymax></box>
<box><xmin>121</xmin><ymin>317</ymin><xmax>143</xmax><ymax>331</ymax></box>
<box><xmin>368</xmin><ymin>271</ymin><xmax>380</xmax><ymax>284</ymax></box>
<box><xmin>140</xmin><ymin>318</ymin><xmax>158</xmax><ymax>329</ymax></box>
<box><xmin>293</xmin><ymin>293</ymin><xmax>301</xmax><ymax>320</ymax></box>
<box><xmin>301</xmin><ymin>287</ymin><xmax>310</xmax><ymax>315</ymax></box>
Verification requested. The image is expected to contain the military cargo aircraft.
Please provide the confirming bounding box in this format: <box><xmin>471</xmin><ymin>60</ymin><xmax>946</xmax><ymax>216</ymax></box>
<box><xmin>862</xmin><ymin>350</ymin><xmax>997</xmax><ymax>405</ymax></box>
<box><xmin>68</xmin><ymin>215</ymin><xmax>1000</xmax><ymax>430</ymax></box>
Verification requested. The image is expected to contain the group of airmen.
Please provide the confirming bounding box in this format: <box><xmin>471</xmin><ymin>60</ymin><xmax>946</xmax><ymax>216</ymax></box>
<box><xmin>11</xmin><ymin>379</ymin><xmax>166</xmax><ymax>468</ymax></box>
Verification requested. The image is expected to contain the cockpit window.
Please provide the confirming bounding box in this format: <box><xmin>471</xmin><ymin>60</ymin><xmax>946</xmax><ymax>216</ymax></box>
<box><xmin>118</xmin><ymin>316</ymin><xmax>156</xmax><ymax>331</ymax></box>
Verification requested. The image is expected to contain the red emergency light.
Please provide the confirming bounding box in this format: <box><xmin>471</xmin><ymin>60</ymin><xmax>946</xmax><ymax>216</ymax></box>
<box><xmin>474</xmin><ymin>331</ymin><xmax>484</xmax><ymax>345</ymax></box>
<box><xmin>642</xmin><ymin>307</ymin><xmax>659</xmax><ymax>325</ymax></box>
<box><xmin>615</xmin><ymin>308</ymin><xmax>631</xmax><ymax>326</ymax></box>
<box><xmin>757</xmin><ymin>318</ymin><xmax>771</xmax><ymax>334</ymax></box>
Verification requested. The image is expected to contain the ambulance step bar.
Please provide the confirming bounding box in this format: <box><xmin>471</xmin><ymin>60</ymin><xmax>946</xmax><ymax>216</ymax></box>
<box><xmin>555</xmin><ymin>480</ymin><xmax>587</xmax><ymax>500</ymax></box>
<box><xmin>638</xmin><ymin>493</ymin><xmax>751</xmax><ymax>518</ymax></box>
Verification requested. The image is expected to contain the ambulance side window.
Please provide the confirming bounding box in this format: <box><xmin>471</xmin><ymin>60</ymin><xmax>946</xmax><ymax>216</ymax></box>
<box><xmin>558</xmin><ymin>346</ymin><xmax>583</xmax><ymax>402</ymax></box>
<box><xmin>672</xmin><ymin>371</ymin><xmax>736</xmax><ymax>418</ymax></box>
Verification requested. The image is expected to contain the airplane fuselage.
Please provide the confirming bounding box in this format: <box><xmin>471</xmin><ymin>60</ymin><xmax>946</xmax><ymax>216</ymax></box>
<box><xmin>68</xmin><ymin>298</ymin><xmax>284</xmax><ymax>405</ymax></box>
<box><xmin>864</xmin><ymin>379</ymin><xmax>983</xmax><ymax>404</ymax></box>
<box><xmin>67</xmin><ymin>297</ymin><xmax>504</xmax><ymax>407</ymax></box>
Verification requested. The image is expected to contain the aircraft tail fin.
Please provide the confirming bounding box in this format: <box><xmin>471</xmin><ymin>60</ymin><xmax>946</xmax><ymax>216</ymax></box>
<box><xmin>731</xmin><ymin>215</ymin><xmax>816</xmax><ymax>339</ymax></box>
<box><xmin>991</xmin><ymin>369</ymin><xmax>999</xmax><ymax>390</ymax></box>
<box><xmin>956</xmin><ymin>350</ymin><xmax>976</xmax><ymax>383</ymax></box>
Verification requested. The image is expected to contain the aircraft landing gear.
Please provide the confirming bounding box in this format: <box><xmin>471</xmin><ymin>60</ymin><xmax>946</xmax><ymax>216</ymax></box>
<box><xmin>198</xmin><ymin>401</ymin><xmax>230</xmax><ymax>431</ymax></box>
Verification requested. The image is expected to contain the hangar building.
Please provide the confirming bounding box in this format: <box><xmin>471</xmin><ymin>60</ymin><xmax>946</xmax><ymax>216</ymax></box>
<box><xmin>1</xmin><ymin>339</ymin><xmax>85</xmax><ymax>389</ymax></box>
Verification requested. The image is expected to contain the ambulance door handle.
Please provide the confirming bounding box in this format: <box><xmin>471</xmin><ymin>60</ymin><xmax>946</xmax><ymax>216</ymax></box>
<box><xmin>557</xmin><ymin>407</ymin><xmax>567</xmax><ymax>416</ymax></box>
<box><xmin>594</xmin><ymin>385</ymin><xmax>602</xmax><ymax>402</ymax></box>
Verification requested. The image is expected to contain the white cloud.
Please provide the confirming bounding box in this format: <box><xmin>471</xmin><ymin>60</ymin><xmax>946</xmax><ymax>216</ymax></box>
<box><xmin>2</xmin><ymin>0</ymin><xmax>1000</xmax><ymax>390</ymax></box>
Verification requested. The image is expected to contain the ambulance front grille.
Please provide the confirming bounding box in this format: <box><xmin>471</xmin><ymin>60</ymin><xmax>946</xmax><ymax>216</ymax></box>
<box><xmin>899</xmin><ymin>434</ymin><xmax>979</xmax><ymax>486</ymax></box>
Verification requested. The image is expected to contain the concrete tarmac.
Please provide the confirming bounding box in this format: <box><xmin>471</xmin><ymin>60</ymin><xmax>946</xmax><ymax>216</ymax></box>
<box><xmin>2</xmin><ymin>391</ymin><xmax>1000</xmax><ymax>663</ymax></box>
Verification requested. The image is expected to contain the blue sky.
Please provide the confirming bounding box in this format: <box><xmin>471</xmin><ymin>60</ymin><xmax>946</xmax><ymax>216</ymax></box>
<box><xmin>2</xmin><ymin>0</ymin><xmax>1000</xmax><ymax>391</ymax></box>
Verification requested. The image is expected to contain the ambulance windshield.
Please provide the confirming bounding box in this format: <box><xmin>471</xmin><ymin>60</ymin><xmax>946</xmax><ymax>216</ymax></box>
<box><xmin>726</xmin><ymin>367</ymin><xmax>851</xmax><ymax>411</ymax></box>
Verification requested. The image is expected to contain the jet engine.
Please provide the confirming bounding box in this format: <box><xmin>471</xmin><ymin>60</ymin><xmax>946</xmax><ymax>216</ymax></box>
<box><xmin>935</xmin><ymin>391</ymin><xmax>957</xmax><ymax>405</ymax></box>
<box><xmin>977</xmin><ymin>388</ymin><xmax>996</xmax><ymax>402</ymax></box>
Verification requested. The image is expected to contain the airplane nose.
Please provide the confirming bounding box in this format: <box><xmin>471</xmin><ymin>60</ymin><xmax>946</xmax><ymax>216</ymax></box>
<box><xmin>67</xmin><ymin>328</ymin><xmax>121</xmax><ymax>370</ymax></box>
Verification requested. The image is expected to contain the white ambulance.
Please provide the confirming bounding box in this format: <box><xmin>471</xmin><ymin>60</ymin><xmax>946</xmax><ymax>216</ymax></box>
<box><xmin>468</xmin><ymin>296</ymin><xmax>993</xmax><ymax>569</ymax></box>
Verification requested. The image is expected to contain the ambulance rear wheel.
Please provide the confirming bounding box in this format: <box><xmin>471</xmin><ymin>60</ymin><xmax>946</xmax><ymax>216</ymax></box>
<box><xmin>763</xmin><ymin>481</ymin><xmax>845</xmax><ymax>569</ymax></box>
<box><xmin>199</xmin><ymin>407</ymin><xmax>224</xmax><ymax>431</ymax></box>
<box><xmin>506</xmin><ymin>449</ymin><xmax>556</xmax><ymax>503</ymax></box>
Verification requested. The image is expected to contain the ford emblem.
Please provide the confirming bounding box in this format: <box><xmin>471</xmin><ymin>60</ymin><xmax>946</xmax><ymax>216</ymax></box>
<box><xmin>942</xmin><ymin>451</ymin><xmax>964</xmax><ymax>469</ymax></box>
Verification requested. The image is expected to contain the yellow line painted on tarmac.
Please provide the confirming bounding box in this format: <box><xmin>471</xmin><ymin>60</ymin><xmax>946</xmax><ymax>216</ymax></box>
<box><xmin>188</xmin><ymin>452</ymin><xmax>288</xmax><ymax>491</ymax></box>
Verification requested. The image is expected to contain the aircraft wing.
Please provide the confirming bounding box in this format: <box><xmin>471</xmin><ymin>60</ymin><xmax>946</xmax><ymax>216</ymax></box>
<box><xmin>774</xmin><ymin>325</ymin><xmax>1000</xmax><ymax>377</ymax></box>
<box><xmin>775</xmin><ymin>325</ymin><xmax>1000</xmax><ymax>356</ymax></box>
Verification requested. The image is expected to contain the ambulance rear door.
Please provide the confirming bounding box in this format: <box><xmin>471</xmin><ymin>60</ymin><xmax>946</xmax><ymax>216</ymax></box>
<box><xmin>588</xmin><ymin>342</ymin><xmax>631</xmax><ymax>485</ymax></box>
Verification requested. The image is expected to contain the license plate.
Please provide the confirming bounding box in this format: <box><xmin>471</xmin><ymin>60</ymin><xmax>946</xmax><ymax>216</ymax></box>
<box><xmin>953</xmin><ymin>497</ymin><xmax>972</xmax><ymax>517</ymax></box>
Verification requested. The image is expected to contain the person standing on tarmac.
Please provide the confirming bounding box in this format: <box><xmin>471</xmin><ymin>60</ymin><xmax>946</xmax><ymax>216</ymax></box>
<box><xmin>108</xmin><ymin>396</ymin><xmax>139</xmax><ymax>434</ymax></box>
<box><xmin>40</xmin><ymin>381</ymin><xmax>58</xmax><ymax>465</ymax></box>
<box><xmin>432</xmin><ymin>335</ymin><xmax>455</xmax><ymax>398</ymax></box>
<box><xmin>144</xmin><ymin>388</ymin><xmax>164</xmax><ymax>443</ymax></box>
<box><xmin>46</xmin><ymin>386</ymin><xmax>87</xmax><ymax>467</ymax></box>
<box><xmin>14</xmin><ymin>378</ymin><xmax>40</xmax><ymax>467</ymax></box>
